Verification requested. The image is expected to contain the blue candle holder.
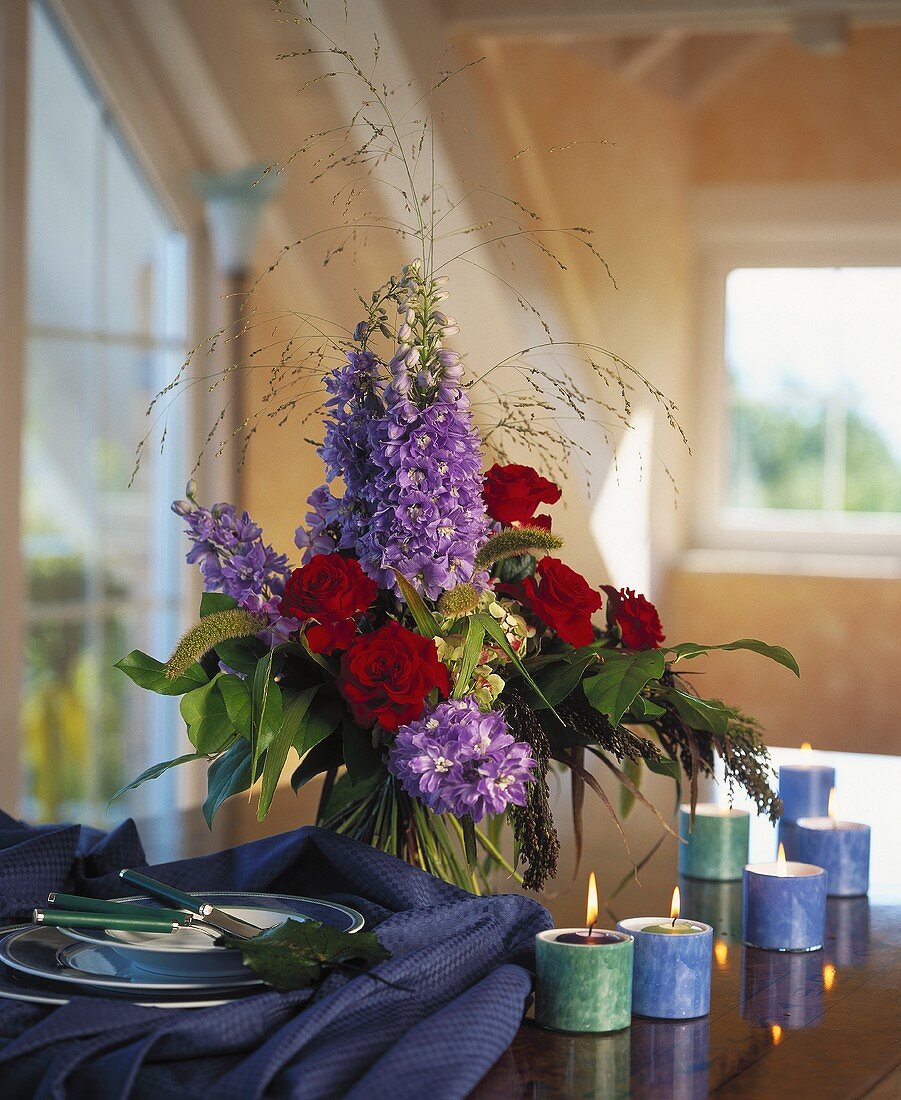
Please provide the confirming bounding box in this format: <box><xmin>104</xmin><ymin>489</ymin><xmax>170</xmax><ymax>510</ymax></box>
<box><xmin>742</xmin><ymin>860</ymin><xmax>827</xmax><ymax>951</ymax></box>
<box><xmin>616</xmin><ymin>918</ymin><xmax>713</xmax><ymax>1019</ymax></box>
<box><xmin>777</xmin><ymin>820</ymin><xmax>800</xmax><ymax>861</ymax></box>
<box><xmin>678</xmin><ymin>804</ymin><xmax>750</xmax><ymax>882</ymax></box>
<box><xmin>796</xmin><ymin>819</ymin><xmax>870</xmax><ymax>897</ymax></box>
<box><xmin>779</xmin><ymin>764</ymin><xmax>835</xmax><ymax>822</ymax></box>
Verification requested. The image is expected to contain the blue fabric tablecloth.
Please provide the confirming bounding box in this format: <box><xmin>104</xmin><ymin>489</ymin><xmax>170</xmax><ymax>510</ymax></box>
<box><xmin>0</xmin><ymin>810</ymin><xmax>551</xmax><ymax>1099</ymax></box>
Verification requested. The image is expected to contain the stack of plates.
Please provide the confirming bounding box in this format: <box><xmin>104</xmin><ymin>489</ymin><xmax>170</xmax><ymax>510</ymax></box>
<box><xmin>0</xmin><ymin>892</ymin><xmax>365</xmax><ymax>1009</ymax></box>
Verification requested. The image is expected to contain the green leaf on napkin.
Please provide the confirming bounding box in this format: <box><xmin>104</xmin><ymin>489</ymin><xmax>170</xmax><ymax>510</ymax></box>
<box><xmin>217</xmin><ymin>919</ymin><xmax>390</xmax><ymax>992</ymax></box>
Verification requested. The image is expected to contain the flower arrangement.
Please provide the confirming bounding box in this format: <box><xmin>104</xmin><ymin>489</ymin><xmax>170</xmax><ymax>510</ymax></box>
<box><xmin>116</xmin><ymin>259</ymin><xmax>797</xmax><ymax>892</ymax></box>
<box><xmin>116</xmin><ymin>3</ymin><xmax>798</xmax><ymax>892</ymax></box>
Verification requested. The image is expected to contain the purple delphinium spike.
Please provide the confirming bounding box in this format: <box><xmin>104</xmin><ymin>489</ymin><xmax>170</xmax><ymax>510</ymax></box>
<box><xmin>388</xmin><ymin>697</ymin><xmax>536</xmax><ymax>823</ymax></box>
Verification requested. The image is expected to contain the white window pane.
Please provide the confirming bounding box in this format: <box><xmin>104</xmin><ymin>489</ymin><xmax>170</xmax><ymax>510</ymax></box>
<box><xmin>724</xmin><ymin>267</ymin><xmax>901</xmax><ymax>516</ymax></box>
<box><xmin>26</xmin><ymin>1</ymin><xmax>100</xmax><ymax>330</ymax></box>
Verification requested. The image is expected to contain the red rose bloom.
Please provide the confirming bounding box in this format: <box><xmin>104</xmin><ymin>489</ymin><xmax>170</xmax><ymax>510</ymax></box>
<box><xmin>483</xmin><ymin>463</ymin><xmax>562</xmax><ymax>528</ymax></box>
<box><xmin>521</xmin><ymin>558</ymin><xmax>602</xmax><ymax>647</ymax></box>
<box><xmin>280</xmin><ymin>554</ymin><xmax>377</xmax><ymax>654</ymax></box>
<box><xmin>602</xmin><ymin>586</ymin><xmax>665</xmax><ymax>650</ymax></box>
<box><xmin>337</xmin><ymin>620</ymin><xmax>451</xmax><ymax>731</ymax></box>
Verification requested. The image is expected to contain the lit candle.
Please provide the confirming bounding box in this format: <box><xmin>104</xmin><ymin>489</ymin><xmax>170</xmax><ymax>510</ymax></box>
<box><xmin>617</xmin><ymin>888</ymin><xmax>713</xmax><ymax>1019</ymax></box>
<box><xmin>796</xmin><ymin>789</ymin><xmax>870</xmax><ymax>897</ymax></box>
<box><xmin>678</xmin><ymin>803</ymin><xmax>750</xmax><ymax>882</ymax></box>
<box><xmin>535</xmin><ymin>873</ymin><xmax>634</xmax><ymax>1033</ymax></box>
<box><xmin>779</xmin><ymin>743</ymin><xmax>835</xmax><ymax>822</ymax></box>
<box><xmin>742</xmin><ymin>843</ymin><xmax>827</xmax><ymax>951</ymax></box>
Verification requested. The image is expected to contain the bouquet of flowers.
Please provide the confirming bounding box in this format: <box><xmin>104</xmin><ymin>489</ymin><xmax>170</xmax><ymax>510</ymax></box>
<box><xmin>116</xmin><ymin>258</ymin><xmax>797</xmax><ymax>892</ymax></box>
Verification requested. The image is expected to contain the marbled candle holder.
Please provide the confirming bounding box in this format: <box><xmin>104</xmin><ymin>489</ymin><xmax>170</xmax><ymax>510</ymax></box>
<box><xmin>678</xmin><ymin>804</ymin><xmax>750</xmax><ymax>881</ymax></box>
<box><xmin>777</xmin><ymin>820</ymin><xmax>801</xmax><ymax>861</ymax></box>
<box><xmin>796</xmin><ymin>818</ymin><xmax>870</xmax><ymax>897</ymax></box>
<box><xmin>678</xmin><ymin>877</ymin><xmax>743</xmax><ymax>940</ymax></box>
<box><xmin>616</xmin><ymin>918</ymin><xmax>713</xmax><ymax>1019</ymax></box>
<box><xmin>535</xmin><ymin>929</ymin><xmax>633</xmax><ymax>1033</ymax></box>
<box><xmin>779</xmin><ymin>763</ymin><xmax>835</xmax><ymax>822</ymax></box>
<box><xmin>742</xmin><ymin>861</ymin><xmax>827</xmax><ymax>951</ymax></box>
<box><xmin>740</xmin><ymin>946</ymin><xmax>824</xmax><ymax>1029</ymax></box>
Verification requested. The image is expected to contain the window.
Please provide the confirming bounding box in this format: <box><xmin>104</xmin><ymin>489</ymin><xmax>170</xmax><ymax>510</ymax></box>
<box><xmin>20</xmin><ymin>2</ymin><xmax>190</xmax><ymax>824</ymax></box>
<box><xmin>724</xmin><ymin>267</ymin><xmax>901</xmax><ymax>519</ymax></box>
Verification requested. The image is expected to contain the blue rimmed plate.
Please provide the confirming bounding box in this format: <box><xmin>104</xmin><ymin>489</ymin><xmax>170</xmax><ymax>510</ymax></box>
<box><xmin>59</xmin><ymin>892</ymin><xmax>364</xmax><ymax>978</ymax></box>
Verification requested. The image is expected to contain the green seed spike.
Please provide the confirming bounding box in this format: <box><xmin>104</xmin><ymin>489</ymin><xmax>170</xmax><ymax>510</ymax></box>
<box><xmin>474</xmin><ymin>526</ymin><xmax>564</xmax><ymax>571</ymax></box>
<box><xmin>438</xmin><ymin>583</ymin><xmax>482</xmax><ymax>617</ymax></box>
<box><xmin>165</xmin><ymin>609</ymin><xmax>267</xmax><ymax>679</ymax></box>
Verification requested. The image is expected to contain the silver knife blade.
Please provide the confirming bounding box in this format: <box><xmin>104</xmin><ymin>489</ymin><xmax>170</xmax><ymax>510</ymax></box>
<box><xmin>193</xmin><ymin>903</ymin><xmax>265</xmax><ymax>940</ymax></box>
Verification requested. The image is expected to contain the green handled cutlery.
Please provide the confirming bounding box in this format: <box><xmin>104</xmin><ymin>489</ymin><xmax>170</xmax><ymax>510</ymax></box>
<box><xmin>33</xmin><ymin>909</ymin><xmax>183</xmax><ymax>934</ymax></box>
<box><xmin>47</xmin><ymin>892</ymin><xmax>192</xmax><ymax>924</ymax></box>
<box><xmin>118</xmin><ymin>869</ymin><xmax>264</xmax><ymax>939</ymax></box>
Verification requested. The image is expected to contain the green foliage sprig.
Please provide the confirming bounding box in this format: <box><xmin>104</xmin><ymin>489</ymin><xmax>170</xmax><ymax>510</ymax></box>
<box><xmin>474</xmin><ymin>527</ymin><xmax>564</xmax><ymax>571</ymax></box>
<box><xmin>165</xmin><ymin>609</ymin><xmax>268</xmax><ymax>680</ymax></box>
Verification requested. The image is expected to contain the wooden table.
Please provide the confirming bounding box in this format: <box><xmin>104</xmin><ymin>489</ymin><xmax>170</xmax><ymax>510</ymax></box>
<box><xmin>155</xmin><ymin>787</ymin><xmax>901</xmax><ymax>1099</ymax></box>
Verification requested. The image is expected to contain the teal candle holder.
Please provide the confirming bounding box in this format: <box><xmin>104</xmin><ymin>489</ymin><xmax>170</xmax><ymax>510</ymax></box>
<box><xmin>535</xmin><ymin>929</ymin><xmax>633</xmax><ymax>1033</ymax></box>
<box><xmin>679</xmin><ymin>804</ymin><xmax>750</xmax><ymax>882</ymax></box>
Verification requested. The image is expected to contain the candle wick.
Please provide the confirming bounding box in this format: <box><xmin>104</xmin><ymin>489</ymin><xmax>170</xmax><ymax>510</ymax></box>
<box><xmin>587</xmin><ymin>923</ymin><xmax>595</xmax><ymax>937</ymax></box>
<box><xmin>671</xmin><ymin>916</ymin><xmax>677</xmax><ymax>928</ymax></box>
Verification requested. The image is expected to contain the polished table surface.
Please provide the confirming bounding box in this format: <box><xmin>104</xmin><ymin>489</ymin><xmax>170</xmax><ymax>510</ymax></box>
<box><xmin>153</xmin><ymin>782</ymin><xmax>901</xmax><ymax>1100</ymax></box>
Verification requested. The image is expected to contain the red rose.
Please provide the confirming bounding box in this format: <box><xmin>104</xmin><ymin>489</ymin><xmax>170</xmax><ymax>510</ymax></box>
<box><xmin>483</xmin><ymin>463</ymin><xmax>562</xmax><ymax>527</ymax></box>
<box><xmin>602</xmin><ymin>586</ymin><xmax>665</xmax><ymax>650</ymax></box>
<box><xmin>337</xmin><ymin>620</ymin><xmax>451</xmax><ymax>731</ymax></box>
<box><xmin>280</xmin><ymin>555</ymin><xmax>377</xmax><ymax>654</ymax></box>
<box><xmin>521</xmin><ymin>558</ymin><xmax>602</xmax><ymax>647</ymax></box>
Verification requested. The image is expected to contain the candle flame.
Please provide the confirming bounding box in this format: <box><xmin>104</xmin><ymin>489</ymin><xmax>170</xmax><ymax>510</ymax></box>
<box><xmin>800</xmin><ymin>742</ymin><xmax>813</xmax><ymax>752</ymax></box>
<box><xmin>776</xmin><ymin>843</ymin><xmax>788</xmax><ymax>877</ymax></box>
<box><xmin>586</xmin><ymin>872</ymin><xmax>599</xmax><ymax>931</ymax></box>
<box><xmin>771</xmin><ymin>1024</ymin><xmax>783</xmax><ymax>1046</ymax></box>
<box><xmin>828</xmin><ymin>788</ymin><xmax>837</xmax><ymax>821</ymax></box>
<box><xmin>714</xmin><ymin>940</ymin><xmax>729</xmax><ymax>969</ymax></box>
<box><xmin>670</xmin><ymin>886</ymin><xmax>681</xmax><ymax>922</ymax></box>
<box><xmin>823</xmin><ymin>963</ymin><xmax>836</xmax><ymax>991</ymax></box>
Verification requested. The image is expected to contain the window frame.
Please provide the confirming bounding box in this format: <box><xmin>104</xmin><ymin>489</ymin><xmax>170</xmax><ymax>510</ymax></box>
<box><xmin>0</xmin><ymin>0</ymin><xmax>229</xmax><ymax>816</ymax></box>
<box><xmin>692</xmin><ymin>185</ymin><xmax>901</xmax><ymax>560</ymax></box>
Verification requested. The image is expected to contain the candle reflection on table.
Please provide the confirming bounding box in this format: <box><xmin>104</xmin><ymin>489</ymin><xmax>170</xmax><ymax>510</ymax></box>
<box><xmin>528</xmin><ymin>1029</ymin><xmax>631</xmax><ymax>1100</ymax></box>
<box><xmin>678</xmin><ymin>877</ymin><xmax>743</xmax><ymax>940</ymax></box>
<box><xmin>825</xmin><ymin>895</ymin><xmax>871</xmax><ymax>967</ymax></box>
<box><xmin>740</xmin><ymin>946</ymin><xmax>824</xmax><ymax>1029</ymax></box>
<box><xmin>630</xmin><ymin>1017</ymin><xmax>710</xmax><ymax>1100</ymax></box>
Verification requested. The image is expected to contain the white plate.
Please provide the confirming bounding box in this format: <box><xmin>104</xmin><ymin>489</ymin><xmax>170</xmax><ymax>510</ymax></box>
<box><xmin>60</xmin><ymin>892</ymin><xmax>365</xmax><ymax>978</ymax></box>
<box><xmin>0</xmin><ymin>926</ymin><xmax>262</xmax><ymax>993</ymax></box>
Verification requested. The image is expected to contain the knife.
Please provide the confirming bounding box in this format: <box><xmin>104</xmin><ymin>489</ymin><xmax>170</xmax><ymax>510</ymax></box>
<box><xmin>118</xmin><ymin>869</ymin><xmax>264</xmax><ymax>939</ymax></box>
<box><xmin>34</xmin><ymin>909</ymin><xmax>182</xmax><ymax>934</ymax></box>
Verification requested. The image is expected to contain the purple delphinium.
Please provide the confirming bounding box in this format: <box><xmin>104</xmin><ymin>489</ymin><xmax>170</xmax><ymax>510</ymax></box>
<box><xmin>388</xmin><ymin>697</ymin><xmax>536</xmax><ymax>823</ymax></box>
<box><xmin>172</xmin><ymin>498</ymin><xmax>290</xmax><ymax>602</ymax></box>
<box><xmin>294</xmin><ymin>484</ymin><xmax>343</xmax><ymax>562</ymax></box>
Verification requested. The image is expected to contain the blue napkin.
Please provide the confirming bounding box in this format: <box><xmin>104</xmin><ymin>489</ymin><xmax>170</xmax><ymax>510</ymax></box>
<box><xmin>0</xmin><ymin>810</ymin><xmax>550</xmax><ymax>1099</ymax></box>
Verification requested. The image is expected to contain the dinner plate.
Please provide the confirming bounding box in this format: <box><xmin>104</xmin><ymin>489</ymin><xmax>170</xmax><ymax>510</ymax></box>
<box><xmin>0</xmin><ymin>926</ymin><xmax>262</xmax><ymax>993</ymax></box>
<box><xmin>0</xmin><ymin>957</ymin><xmax>259</xmax><ymax>1009</ymax></box>
<box><xmin>60</xmin><ymin>892</ymin><xmax>365</xmax><ymax>978</ymax></box>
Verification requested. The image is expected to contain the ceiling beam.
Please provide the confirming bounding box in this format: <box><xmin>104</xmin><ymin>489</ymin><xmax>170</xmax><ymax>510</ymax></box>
<box><xmin>614</xmin><ymin>31</ymin><xmax>685</xmax><ymax>81</ymax></box>
<box><xmin>675</xmin><ymin>33</ymin><xmax>773</xmax><ymax>106</ymax></box>
<box><xmin>443</xmin><ymin>0</ymin><xmax>901</xmax><ymax>38</ymax></box>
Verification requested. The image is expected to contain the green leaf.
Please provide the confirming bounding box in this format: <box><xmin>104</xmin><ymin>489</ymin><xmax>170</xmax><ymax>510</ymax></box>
<box><xmin>202</xmin><ymin>738</ymin><xmax>258</xmax><ymax>828</ymax></box>
<box><xmin>664</xmin><ymin>688</ymin><xmax>730</xmax><ymax>737</ymax></box>
<box><xmin>258</xmin><ymin>686</ymin><xmax>319</xmax><ymax>820</ymax></box>
<box><xmin>108</xmin><ymin>752</ymin><xmax>209</xmax><ymax>805</ymax></box>
<box><xmin>250</xmin><ymin>652</ymin><xmax>284</xmax><ymax>778</ymax></box>
<box><xmin>666</xmin><ymin>639</ymin><xmax>799</xmax><ymax>677</ymax></box>
<box><xmin>291</xmin><ymin>730</ymin><xmax>343</xmax><ymax>793</ymax></box>
<box><xmin>217</xmin><ymin>675</ymin><xmax>252</xmax><ymax>739</ymax></box>
<box><xmin>451</xmin><ymin>616</ymin><xmax>486</xmax><ymax>699</ymax></box>
<box><xmin>180</xmin><ymin>675</ymin><xmax>237</xmax><ymax>753</ymax></box>
<box><xmin>200</xmin><ymin>592</ymin><xmax>239</xmax><ymax>617</ymax></box>
<box><xmin>461</xmin><ymin>816</ymin><xmax>477</xmax><ymax>869</ymax></box>
<box><xmin>619</xmin><ymin>758</ymin><xmax>642</xmax><ymax>820</ymax></box>
<box><xmin>217</xmin><ymin>918</ymin><xmax>390</xmax><ymax>992</ymax></box>
<box><xmin>215</xmin><ymin>636</ymin><xmax>268</xmax><ymax>677</ymax></box>
<box><xmin>115</xmin><ymin>651</ymin><xmax>208</xmax><ymax>695</ymax></box>
<box><xmin>393</xmin><ymin>570</ymin><xmax>442</xmax><ymax>639</ymax></box>
<box><xmin>526</xmin><ymin>649</ymin><xmax>601</xmax><ymax>708</ymax></box>
<box><xmin>645</xmin><ymin>755</ymin><xmax>682</xmax><ymax>782</ymax></box>
<box><xmin>322</xmin><ymin>771</ymin><xmax>385</xmax><ymax>819</ymax></box>
<box><xmin>582</xmin><ymin>649</ymin><xmax>666</xmax><ymax>726</ymax></box>
<box><xmin>342</xmin><ymin>720</ymin><xmax>383</xmax><ymax>785</ymax></box>
<box><xmin>626</xmin><ymin>694</ymin><xmax>666</xmax><ymax>722</ymax></box>
<box><xmin>293</xmin><ymin>692</ymin><xmax>344</xmax><ymax>757</ymax></box>
<box><xmin>497</xmin><ymin>553</ymin><xmax>536</xmax><ymax>585</ymax></box>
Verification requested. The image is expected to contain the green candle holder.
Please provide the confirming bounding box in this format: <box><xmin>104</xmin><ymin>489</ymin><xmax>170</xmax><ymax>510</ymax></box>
<box><xmin>679</xmin><ymin>804</ymin><xmax>750</xmax><ymax>882</ymax></box>
<box><xmin>535</xmin><ymin>929</ymin><xmax>633</xmax><ymax>1033</ymax></box>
